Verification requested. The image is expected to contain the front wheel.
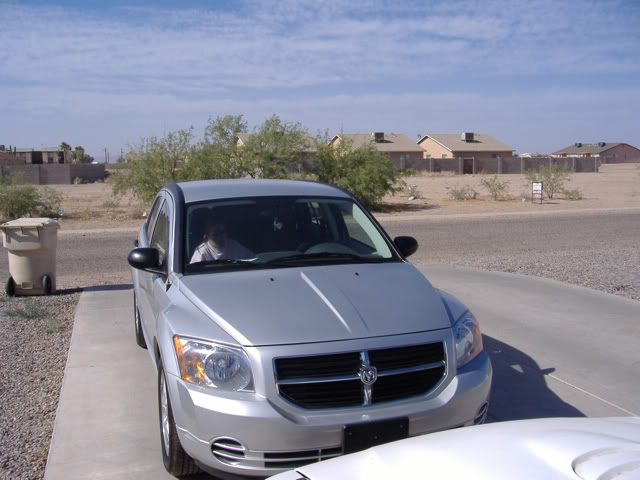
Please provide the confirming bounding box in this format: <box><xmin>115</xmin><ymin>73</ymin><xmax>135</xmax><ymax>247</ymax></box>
<box><xmin>158</xmin><ymin>360</ymin><xmax>200</xmax><ymax>476</ymax></box>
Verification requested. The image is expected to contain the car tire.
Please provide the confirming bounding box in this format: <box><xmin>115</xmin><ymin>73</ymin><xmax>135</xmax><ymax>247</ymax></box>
<box><xmin>133</xmin><ymin>292</ymin><xmax>147</xmax><ymax>349</ymax></box>
<box><xmin>158</xmin><ymin>360</ymin><xmax>200</xmax><ymax>477</ymax></box>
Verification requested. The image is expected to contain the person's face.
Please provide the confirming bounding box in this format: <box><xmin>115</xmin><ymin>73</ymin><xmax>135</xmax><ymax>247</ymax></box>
<box><xmin>208</xmin><ymin>224</ymin><xmax>226</xmax><ymax>246</ymax></box>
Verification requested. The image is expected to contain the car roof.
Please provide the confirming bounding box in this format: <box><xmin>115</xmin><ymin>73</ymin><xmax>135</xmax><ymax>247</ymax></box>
<box><xmin>174</xmin><ymin>179</ymin><xmax>352</xmax><ymax>204</ymax></box>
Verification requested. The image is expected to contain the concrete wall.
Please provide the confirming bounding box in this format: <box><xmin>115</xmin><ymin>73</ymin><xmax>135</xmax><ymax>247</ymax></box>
<box><xmin>0</xmin><ymin>164</ymin><xmax>105</xmax><ymax>184</ymax></box>
<box><xmin>410</xmin><ymin>157</ymin><xmax>602</xmax><ymax>175</ymax></box>
<box><xmin>389</xmin><ymin>151</ymin><xmax>428</xmax><ymax>170</ymax></box>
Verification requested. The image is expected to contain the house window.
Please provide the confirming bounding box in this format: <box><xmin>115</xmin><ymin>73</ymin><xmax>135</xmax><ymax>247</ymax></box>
<box><xmin>442</xmin><ymin>154</ymin><xmax>447</xmax><ymax>159</ymax></box>
<box><xmin>48</xmin><ymin>152</ymin><xmax>55</xmax><ymax>163</ymax></box>
<box><xmin>492</xmin><ymin>153</ymin><xmax>499</xmax><ymax>159</ymax></box>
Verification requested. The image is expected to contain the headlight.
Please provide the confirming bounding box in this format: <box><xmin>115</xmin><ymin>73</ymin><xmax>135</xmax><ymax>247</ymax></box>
<box><xmin>173</xmin><ymin>336</ymin><xmax>253</xmax><ymax>391</ymax></box>
<box><xmin>453</xmin><ymin>311</ymin><xmax>483</xmax><ymax>368</ymax></box>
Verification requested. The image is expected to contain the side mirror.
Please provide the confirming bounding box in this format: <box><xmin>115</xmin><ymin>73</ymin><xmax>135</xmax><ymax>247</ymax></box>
<box><xmin>128</xmin><ymin>247</ymin><xmax>165</xmax><ymax>275</ymax></box>
<box><xmin>394</xmin><ymin>236</ymin><xmax>418</xmax><ymax>258</ymax></box>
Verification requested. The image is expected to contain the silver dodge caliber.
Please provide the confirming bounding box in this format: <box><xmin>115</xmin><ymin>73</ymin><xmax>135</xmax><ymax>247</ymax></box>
<box><xmin>128</xmin><ymin>179</ymin><xmax>492</xmax><ymax>478</ymax></box>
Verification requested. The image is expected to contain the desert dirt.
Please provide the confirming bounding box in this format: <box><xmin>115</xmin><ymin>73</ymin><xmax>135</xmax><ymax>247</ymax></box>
<box><xmin>50</xmin><ymin>163</ymin><xmax>640</xmax><ymax>231</ymax></box>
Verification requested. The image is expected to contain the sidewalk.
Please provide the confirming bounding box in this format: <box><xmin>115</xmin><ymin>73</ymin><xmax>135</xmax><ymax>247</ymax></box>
<box><xmin>44</xmin><ymin>285</ymin><xmax>177</xmax><ymax>480</ymax></box>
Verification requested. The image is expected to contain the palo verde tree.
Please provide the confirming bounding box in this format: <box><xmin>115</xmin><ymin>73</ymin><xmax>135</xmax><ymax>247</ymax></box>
<box><xmin>181</xmin><ymin>115</ymin><xmax>248</xmax><ymax>180</ymax></box>
<box><xmin>240</xmin><ymin>115</ymin><xmax>310</xmax><ymax>178</ymax></box>
<box><xmin>111</xmin><ymin>128</ymin><xmax>195</xmax><ymax>203</ymax></box>
<box><xmin>314</xmin><ymin>136</ymin><xmax>401</xmax><ymax>210</ymax></box>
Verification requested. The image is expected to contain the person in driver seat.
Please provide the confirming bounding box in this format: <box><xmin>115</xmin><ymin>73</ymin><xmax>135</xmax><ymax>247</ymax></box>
<box><xmin>190</xmin><ymin>217</ymin><xmax>254</xmax><ymax>263</ymax></box>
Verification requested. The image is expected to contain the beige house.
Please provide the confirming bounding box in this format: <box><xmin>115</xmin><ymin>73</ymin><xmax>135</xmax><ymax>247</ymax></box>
<box><xmin>417</xmin><ymin>133</ymin><xmax>514</xmax><ymax>174</ymax></box>
<box><xmin>552</xmin><ymin>142</ymin><xmax>640</xmax><ymax>163</ymax></box>
<box><xmin>14</xmin><ymin>147</ymin><xmax>72</xmax><ymax>164</ymax></box>
<box><xmin>329</xmin><ymin>132</ymin><xmax>425</xmax><ymax>169</ymax></box>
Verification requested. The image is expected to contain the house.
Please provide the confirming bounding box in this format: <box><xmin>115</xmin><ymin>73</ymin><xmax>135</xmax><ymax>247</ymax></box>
<box><xmin>14</xmin><ymin>147</ymin><xmax>72</xmax><ymax>164</ymax></box>
<box><xmin>0</xmin><ymin>145</ymin><xmax>24</xmax><ymax>165</ymax></box>
<box><xmin>417</xmin><ymin>132</ymin><xmax>515</xmax><ymax>174</ymax></box>
<box><xmin>328</xmin><ymin>132</ymin><xmax>425</xmax><ymax>169</ymax></box>
<box><xmin>552</xmin><ymin>142</ymin><xmax>640</xmax><ymax>163</ymax></box>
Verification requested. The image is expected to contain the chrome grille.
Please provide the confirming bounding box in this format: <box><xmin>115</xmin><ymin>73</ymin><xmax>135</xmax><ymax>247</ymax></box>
<box><xmin>275</xmin><ymin>342</ymin><xmax>446</xmax><ymax>409</ymax></box>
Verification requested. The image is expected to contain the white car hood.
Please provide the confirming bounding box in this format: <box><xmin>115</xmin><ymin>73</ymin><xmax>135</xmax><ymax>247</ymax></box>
<box><xmin>179</xmin><ymin>262</ymin><xmax>451</xmax><ymax>346</ymax></box>
<box><xmin>272</xmin><ymin>417</ymin><xmax>640</xmax><ymax>480</ymax></box>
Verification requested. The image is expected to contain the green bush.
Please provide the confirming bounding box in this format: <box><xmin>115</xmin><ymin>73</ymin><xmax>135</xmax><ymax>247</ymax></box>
<box><xmin>479</xmin><ymin>175</ymin><xmax>510</xmax><ymax>200</ymax></box>
<box><xmin>314</xmin><ymin>139</ymin><xmax>401</xmax><ymax>210</ymax></box>
<box><xmin>0</xmin><ymin>173</ymin><xmax>63</xmax><ymax>219</ymax></box>
<box><xmin>446</xmin><ymin>185</ymin><xmax>478</xmax><ymax>201</ymax></box>
<box><xmin>525</xmin><ymin>162</ymin><xmax>573</xmax><ymax>199</ymax></box>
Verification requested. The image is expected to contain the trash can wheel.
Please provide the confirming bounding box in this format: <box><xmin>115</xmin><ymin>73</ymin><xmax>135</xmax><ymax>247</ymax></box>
<box><xmin>42</xmin><ymin>275</ymin><xmax>52</xmax><ymax>295</ymax></box>
<box><xmin>6</xmin><ymin>276</ymin><xmax>16</xmax><ymax>297</ymax></box>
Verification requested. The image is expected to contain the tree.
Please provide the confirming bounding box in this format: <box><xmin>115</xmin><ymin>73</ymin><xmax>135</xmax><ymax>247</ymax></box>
<box><xmin>525</xmin><ymin>162</ymin><xmax>573</xmax><ymax>199</ymax></box>
<box><xmin>240</xmin><ymin>115</ymin><xmax>310</xmax><ymax>178</ymax></box>
<box><xmin>71</xmin><ymin>146</ymin><xmax>94</xmax><ymax>164</ymax></box>
<box><xmin>314</xmin><ymin>136</ymin><xmax>401</xmax><ymax>210</ymax></box>
<box><xmin>111</xmin><ymin>128</ymin><xmax>195</xmax><ymax>202</ymax></box>
<box><xmin>59</xmin><ymin>142</ymin><xmax>71</xmax><ymax>152</ymax></box>
<box><xmin>180</xmin><ymin>115</ymin><xmax>247</xmax><ymax>180</ymax></box>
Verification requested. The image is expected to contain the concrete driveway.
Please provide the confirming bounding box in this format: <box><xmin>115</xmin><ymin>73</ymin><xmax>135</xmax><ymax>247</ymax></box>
<box><xmin>44</xmin><ymin>266</ymin><xmax>640</xmax><ymax>479</ymax></box>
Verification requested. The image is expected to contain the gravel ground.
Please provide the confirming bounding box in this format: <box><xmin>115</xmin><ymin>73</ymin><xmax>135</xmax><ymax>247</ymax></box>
<box><xmin>416</xmin><ymin>247</ymin><xmax>640</xmax><ymax>301</ymax></box>
<box><xmin>0</xmin><ymin>289</ymin><xmax>81</xmax><ymax>480</ymax></box>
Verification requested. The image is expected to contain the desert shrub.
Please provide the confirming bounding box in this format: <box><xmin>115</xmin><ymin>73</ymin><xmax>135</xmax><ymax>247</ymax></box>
<box><xmin>314</xmin><ymin>140</ymin><xmax>401</xmax><ymax>210</ymax></box>
<box><xmin>524</xmin><ymin>162</ymin><xmax>573</xmax><ymax>199</ymax></box>
<box><xmin>561</xmin><ymin>187</ymin><xmax>584</xmax><ymax>200</ymax></box>
<box><xmin>446</xmin><ymin>185</ymin><xmax>478</xmax><ymax>201</ymax></box>
<box><xmin>37</xmin><ymin>187</ymin><xmax>63</xmax><ymax>217</ymax></box>
<box><xmin>405</xmin><ymin>184</ymin><xmax>424</xmax><ymax>200</ymax></box>
<box><xmin>0</xmin><ymin>174</ymin><xmax>63</xmax><ymax>219</ymax></box>
<box><xmin>479</xmin><ymin>175</ymin><xmax>510</xmax><ymax>200</ymax></box>
<box><xmin>399</xmin><ymin>168</ymin><xmax>419</xmax><ymax>177</ymax></box>
<box><xmin>0</xmin><ymin>184</ymin><xmax>41</xmax><ymax>218</ymax></box>
<box><xmin>72</xmin><ymin>177</ymin><xmax>85</xmax><ymax>185</ymax></box>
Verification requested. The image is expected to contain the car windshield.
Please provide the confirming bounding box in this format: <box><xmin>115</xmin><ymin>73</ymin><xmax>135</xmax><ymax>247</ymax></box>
<box><xmin>183</xmin><ymin>196</ymin><xmax>396</xmax><ymax>272</ymax></box>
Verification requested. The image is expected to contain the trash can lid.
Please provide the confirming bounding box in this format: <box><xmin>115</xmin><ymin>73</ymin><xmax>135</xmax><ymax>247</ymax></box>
<box><xmin>1</xmin><ymin>217</ymin><xmax>60</xmax><ymax>229</ymax></box>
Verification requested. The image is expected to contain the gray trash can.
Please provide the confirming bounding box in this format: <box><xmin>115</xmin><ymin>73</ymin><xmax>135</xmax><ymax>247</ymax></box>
<box><xmin>0</xmin><ymin>218</ymin><xmax>60</xmax><ymax>296</ymax></box>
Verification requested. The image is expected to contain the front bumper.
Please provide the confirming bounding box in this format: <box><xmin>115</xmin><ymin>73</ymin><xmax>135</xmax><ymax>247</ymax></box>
<box><xmin>166</xmin><ymin>350</ymin><xmax>492</xmax><ymax>478</ymax></box>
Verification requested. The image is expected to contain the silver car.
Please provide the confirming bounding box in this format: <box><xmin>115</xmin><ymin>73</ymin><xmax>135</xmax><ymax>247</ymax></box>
<box><xmin>128</xmin><ymin>179</ymin><xmax>492</xmax><ymax>478</ymax></box>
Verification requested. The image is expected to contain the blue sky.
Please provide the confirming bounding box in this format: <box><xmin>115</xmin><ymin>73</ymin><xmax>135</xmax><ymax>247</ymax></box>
<box><xmin>1</xmin><ymin>0</ymin><xmax>639</xmax><ymax>161</ymax></box>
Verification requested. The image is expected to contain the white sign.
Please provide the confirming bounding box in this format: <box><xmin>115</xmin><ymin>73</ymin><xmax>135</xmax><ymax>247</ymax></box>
<box><xmin>532</xmin><ymin>182</ymin><xmax>543</xmax><ymax>194</ymax></box>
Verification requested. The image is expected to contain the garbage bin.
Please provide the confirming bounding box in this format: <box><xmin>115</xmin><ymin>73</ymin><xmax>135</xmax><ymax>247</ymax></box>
<box><xmin>0</xmin><ymin>218</ymin><xmax>60</xmax><ymax>296</ymax></box>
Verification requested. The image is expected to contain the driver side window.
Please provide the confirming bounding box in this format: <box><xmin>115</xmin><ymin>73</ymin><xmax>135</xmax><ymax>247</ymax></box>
<box><xmin>151</xmin><ymin>201</ymin><xmax>171</xmax><ymax>267</ymax></box>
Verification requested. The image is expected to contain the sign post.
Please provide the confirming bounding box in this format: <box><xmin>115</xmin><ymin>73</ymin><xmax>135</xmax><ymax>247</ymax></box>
<box><xmin>532</xmin><ymin>182</ymin><xmax>543</xmax><ymax>204</ymax></box>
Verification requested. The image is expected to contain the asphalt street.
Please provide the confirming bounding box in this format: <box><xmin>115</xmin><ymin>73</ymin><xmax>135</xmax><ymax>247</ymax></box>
<box><xmin>1</xmin><ymin>210</ymin><xmax>638</xmax><ymax>295</ymax></box>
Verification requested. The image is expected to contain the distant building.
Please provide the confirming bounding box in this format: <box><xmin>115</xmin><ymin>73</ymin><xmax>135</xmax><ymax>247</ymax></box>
<box><xmin>552</xmin><ymin>142</ymin><xmax>640</xmax><ymax>163</ymax></box>
<box><xmin>417</xmin><ymin>132</ymin><xmax>515</xmax><ymax>160</ymax></box>
<box><xmin>328</xmin><ymin>132</ymin><xmax>424</xmax><ymax>169</ymax></box>
<box><xmin>13</xmin><ymin>147</ymin><xmax>72</xmax><ymax>164</ymax></box>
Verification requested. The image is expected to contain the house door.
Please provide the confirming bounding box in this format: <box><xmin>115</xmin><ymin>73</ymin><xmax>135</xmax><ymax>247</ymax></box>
<box><xmin>463</xmin><ymin>158</ymin><xmax>473</xmax><ymax>174</ymax></box>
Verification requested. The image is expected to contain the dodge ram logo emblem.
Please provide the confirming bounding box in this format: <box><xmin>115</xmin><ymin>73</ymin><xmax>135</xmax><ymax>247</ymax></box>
<box><xmin>359</xmin><ymin>366</ymin><xmax>377</xmax><ymax>385</ymax></box>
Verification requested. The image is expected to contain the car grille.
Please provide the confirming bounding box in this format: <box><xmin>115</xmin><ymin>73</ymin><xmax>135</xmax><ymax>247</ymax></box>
<box><xmin>275</xmin><ymin>343</ymin><xmax>446</xmax><ymax>408</ymax></box>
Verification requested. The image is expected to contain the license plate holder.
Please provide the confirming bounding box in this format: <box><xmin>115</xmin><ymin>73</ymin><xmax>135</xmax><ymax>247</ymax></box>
<box><xmin>343</xmin><ymin>417</ymin><xmax>409</xmax><ymax>454</ymax></box>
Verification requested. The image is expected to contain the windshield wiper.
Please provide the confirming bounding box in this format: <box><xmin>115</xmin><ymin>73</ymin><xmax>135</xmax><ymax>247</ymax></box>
<box><xmin>188</xmin><ymin>258</ymin><xmax>260</xmax><ymax>269</ymax></box>
<box><xmin>265</xmin><ymin>252</ymin><xmax>385</xmax><ymax>265</ymax></box>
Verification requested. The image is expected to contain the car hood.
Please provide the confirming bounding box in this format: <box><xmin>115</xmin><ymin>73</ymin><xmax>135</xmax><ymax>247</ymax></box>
<box><xmin>179</xmin><ymin>263</ymin><xmax>451</xmax><ymax>346</ymax></box>
<box><xmin>270</xmin><ymin>417</ymin><xmax>640</xmax><ymax>480</ymax></box>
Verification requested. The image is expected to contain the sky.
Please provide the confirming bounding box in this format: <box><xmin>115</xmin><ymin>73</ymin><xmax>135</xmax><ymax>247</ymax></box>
<box><xmin>1</xmin><ymin>0</ymin><xmax>639</xmax><ymax>161</ymax></box>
